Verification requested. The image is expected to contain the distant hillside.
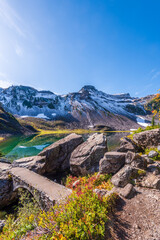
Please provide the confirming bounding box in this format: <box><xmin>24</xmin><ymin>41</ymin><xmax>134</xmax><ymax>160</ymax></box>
<box><xmin>0</xmin><ymin>85</ymin><xmax>154</xmax><ymax>130</ymax></box>
<box><xmin>0</xmin><ymin>105</ymin><xmax>36</xmax><ymax>135</ymax></box>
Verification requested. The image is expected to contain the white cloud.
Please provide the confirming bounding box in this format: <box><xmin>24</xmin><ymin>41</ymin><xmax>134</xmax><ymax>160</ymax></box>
<box><xmin>15</xmin><ymin>44</ymin><xmax>23</xmax><ymax>57</ymax></box>
<box><xmin>151</xmin><ymin>71</ymin><xmax>160</xmax><ymax>81</ymax></box>
<box><xmin>0</xmin><ymin>0</ymin><xmax>25</xmax><ymax>37</ymax></box>
<box><xmin>0</xmin><ymin>72</ymin><xmax>12</xmax><ymax>88</ymax></box>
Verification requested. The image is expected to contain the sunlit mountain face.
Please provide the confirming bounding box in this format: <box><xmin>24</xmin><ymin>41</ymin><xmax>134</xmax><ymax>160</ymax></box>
<box><xmin>0</xmin><ymin>85</ymin><xmax>151</xmax><ymax>130</ymax></box>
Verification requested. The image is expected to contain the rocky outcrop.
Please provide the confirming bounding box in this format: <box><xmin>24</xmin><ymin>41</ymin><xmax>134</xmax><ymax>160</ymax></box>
<box><xmin>14</xmin><ymin>133</ymin><xmax>83</xmax><ymax>174</ymax></box>
<box><xmin>111</xmin><ymin>165</ymin><xmax>137</xmax><ymax>187</ymax></box>
<box><xmin>70</xmin><ymin>133</ymin><xmax>107</xmax><ymax>176</ymax></box>
<box><xmin>133</xmin><ymin>129</ymin><xmax>160</xmax><ymax>148</ymax></box>
<box><xmin>38</xmin><ymin>133</ymin><xmax>83</xmax><ymax>174</ymax></box>
<box><xmin>99</xmin><ymin>152</ymin><xmax>126</xmax><ymax>174</ymax></box>
<box><xmin>148</xmin><ymin>150</ymin><xmax>159</xmax><ymax>158</ymax></box>
<box><xmin>125</xmin><ymin>151</ymin><xmax>147</xmax><ymax>170</ymax></box>
<box><xmin>117</xmin><ymin>137</ymin><xmax>143</xmax><ymax>153</ymax></box>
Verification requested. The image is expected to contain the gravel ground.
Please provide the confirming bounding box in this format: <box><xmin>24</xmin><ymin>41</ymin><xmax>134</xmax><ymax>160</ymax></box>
<box><xmin>107</xmin><ymin>186</ymin><xmax>160</xmax><ymax>240</ymax></box>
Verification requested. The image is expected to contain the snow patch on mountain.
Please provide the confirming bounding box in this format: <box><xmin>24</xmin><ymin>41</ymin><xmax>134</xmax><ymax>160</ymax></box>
<box><xmin>136</xmin><ymin>116</ymin><xmax>151</xmax><ymax>127</ymax></box>
<box><xmin>0</xmin><ymin>85</ymin><xmax>148</xmax><ymax>128</ymax></box>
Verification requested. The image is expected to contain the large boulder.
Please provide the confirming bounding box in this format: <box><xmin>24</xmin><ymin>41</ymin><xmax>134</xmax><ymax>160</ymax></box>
<box><xmin>70</xmin><ymin>133</ymin><xmax>107</xmax><ymax>176</ymax></box>
<box><xmin>125</xmin><ymin>151</ymin><xmax>147</xmax><ymax>170</ymax></box>
<box><xmin>111</xmin><ymin>165</ymin><xmax>137</xmax><ymax>187</ymax></box>
<box><xmin>14</xmin><ymin>133</ymin><xmax>83</xmax><ymax>175</ymax></box>
<box><xmin>133</xmin><ymin>128</ymin><xmax>160</xmax><ymax>148</ymax></box>
<box><xmin>38</xmin><ymin>133</ymin><xmax>83</xmax><ymax>174</ymax></box>
<box><xmin>99</xmin><ymin>152</ymin><xmax>126</xmax><ymax>174</ymax></box>
<box><xmin>117</xmin><ymin>137</ymin><xmax>143</xmax><ymax>153</ymax></box>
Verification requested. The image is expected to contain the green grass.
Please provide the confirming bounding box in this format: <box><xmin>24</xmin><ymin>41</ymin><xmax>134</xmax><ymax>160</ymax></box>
<box><xmin>128</xmin><ymin>125</ymin><xmax>160</xmax><ymax>139</ymax></box>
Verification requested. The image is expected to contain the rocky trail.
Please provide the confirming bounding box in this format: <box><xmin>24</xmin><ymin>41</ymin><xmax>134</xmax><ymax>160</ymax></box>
<box><xmin>108</xmin><ymin>186</ymin><xmax>160</xmax><ymax>240</ymax></box>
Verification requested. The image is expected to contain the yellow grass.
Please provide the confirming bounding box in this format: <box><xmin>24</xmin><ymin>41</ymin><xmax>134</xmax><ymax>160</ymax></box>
<box><xmin>0</xmin><ymin>137</ymin><xmax>4</xmax><ymax>142</ymax></box>
<box><xmin>36</xmin><ymin>128</ymin><xmax>131</xmax><ymax>135</ymax></box>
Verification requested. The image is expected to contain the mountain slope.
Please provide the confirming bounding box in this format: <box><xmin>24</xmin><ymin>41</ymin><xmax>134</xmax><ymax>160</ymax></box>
<box><xmin>0</xmin><ymin>105</ymin><xmax>25</xmax><ymax>134</ymax></box>
<box><xmin>0</xmin><ymin>85</ymin><xmax>151</xmax><ymax>130</ymax></box>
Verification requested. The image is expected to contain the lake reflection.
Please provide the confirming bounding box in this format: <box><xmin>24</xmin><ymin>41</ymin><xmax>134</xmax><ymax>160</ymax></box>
<box><xmin>0</xmin><ymin>132</ymin><xmax>128</xmax><ymax>161</ymax></box>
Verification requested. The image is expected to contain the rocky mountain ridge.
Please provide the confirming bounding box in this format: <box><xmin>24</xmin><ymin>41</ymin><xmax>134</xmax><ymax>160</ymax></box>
<box><xmin>0</xmin><ymin>104</ymin><xmax>35</xmax><ymax>135</ymax></box>
<box><xmin>0</xmin><ymin>85</ymin><xmax>153</xmax><ymax>130</ymax></box>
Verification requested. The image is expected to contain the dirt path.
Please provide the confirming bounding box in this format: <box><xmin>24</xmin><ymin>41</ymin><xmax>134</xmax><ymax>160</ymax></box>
<box><xmin>108</xmin><ymin>186</ymin><xmax>160</xmax><ymax>240</ymax></box>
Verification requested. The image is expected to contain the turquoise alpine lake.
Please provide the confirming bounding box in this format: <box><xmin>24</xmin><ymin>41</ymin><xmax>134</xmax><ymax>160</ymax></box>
<box><xmin>0</xmin><ymin>132</ymin><xmax>128</xmax><ymax>162</ymax></box>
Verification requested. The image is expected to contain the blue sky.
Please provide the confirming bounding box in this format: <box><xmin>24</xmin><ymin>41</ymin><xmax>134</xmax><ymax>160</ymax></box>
<box><xmin>0</xmin><ymin>0</ymin><xmax>160</xmax><ymax>97</ymax></box>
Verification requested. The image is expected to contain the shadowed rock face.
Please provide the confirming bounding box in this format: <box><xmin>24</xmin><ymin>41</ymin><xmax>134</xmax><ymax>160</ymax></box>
<box><xmin>125</xmin><ymin>151</ymin><xmax>147</xmax><ymax>170</ymax></box>
<box><xmin>0</xmin><ymin>163</ymin><xmax>17</xmax><ymax>209</ymax></box>
<box><xmin>117</xmin><ymin>137</ymin><xmax>143</xmax><ymax>153</ymax></box>
<box><xmin>99</xmin><ymin>152</ymin><xmax>126</xmax><ymax>174</ymax></box>
<box><xmin>70</xmin><ymin>133</ymin><xmax>108</xmax><ymax>176</ymax></box>
<box><xmin>38</xmin><ymin>133</ymin><xmax>83</xmax><ymax>174</ymax></box>
<box><xmin>13</xmin><ymin>133</ymin><xmax>83</xmax><ymax>175</ymax></box>
<box><xmin>133</xmin><ymin>129</ymin><xmax>160</xmax><ymax>148</ymax></box>
<box><xmin>0</xmin><ymin>174</ymin><xmax>17</xmax><ymax>209</ymax></box>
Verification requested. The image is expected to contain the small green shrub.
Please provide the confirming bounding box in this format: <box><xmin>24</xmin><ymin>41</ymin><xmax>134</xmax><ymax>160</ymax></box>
<box><xmin>0</xmin><ymin>189</ymin><xmax>40</xmax><ymax>240</ymax></box>
<box><xmin>0</xmin><ymin>174</ymin><xmax>117</xmax><ymax>240</ymax></box>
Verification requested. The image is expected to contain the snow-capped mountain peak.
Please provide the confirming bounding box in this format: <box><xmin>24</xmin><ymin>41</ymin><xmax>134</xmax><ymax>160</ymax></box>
<box><xmin>0</xmin><ymin>85</ymin><xmax>148</xmax><ymax>129</ymax></box>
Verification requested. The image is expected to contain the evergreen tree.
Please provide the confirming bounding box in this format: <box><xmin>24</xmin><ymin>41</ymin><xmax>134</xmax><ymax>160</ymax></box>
<box><xmin>151</xmin><ymin>116</ymin><xmax>155</xmax><ymax>127</ymax></box>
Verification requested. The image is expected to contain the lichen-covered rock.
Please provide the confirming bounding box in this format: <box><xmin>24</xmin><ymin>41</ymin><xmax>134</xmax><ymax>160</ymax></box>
<box><xmin>99</xmin><ymin>152</ymin><xmax>126</xmax><ymax>174</ymax></box>
<box><xmin>111</xmin><ymin>165</ymin><xmax>137</xmax><ymax>187</ymax></box>
<box><xmin>125</xmin><ymin>151</ymin><xmax>147</xmax><ymax>170</ymax></box>
<box><xmin>117</xmin><ymin>137</ymin><xmax>142</xmax><ymax>153</ymax></box>
<box><xmin>133</xmin><ymin>129</ymin><xmax>160</xmax><ymax>148</ymax></box>
<box><xmin>70</xmin><ymin>133</ymin><xmax>107</xmax><ymax>176</ymax></box>
<box><xmin>148</xmin><ymin>150</ymin><xmax>159</xmax><ymax>158</ymax></box>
